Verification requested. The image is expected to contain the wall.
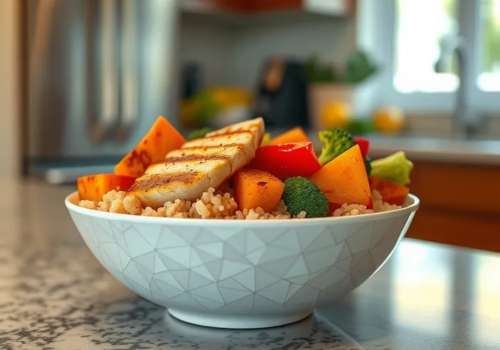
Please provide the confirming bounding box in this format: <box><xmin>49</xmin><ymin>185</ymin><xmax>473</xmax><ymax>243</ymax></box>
<box><xmin>178</xmin><ymin>12</ymin><xmax>356</xmax><ymax>90</ymax></box>
<box><xmin>178</xmin><ymin>14</ymin><xmax>235</xmax><ymax>88</ymax></box>
<box><xmin>0</xmin><ymin>0</ymin><xmax>20</xmax><ymax>177</ymax></box>
<box><xmin>229</xmin><ymin>15</ymin><xmax>356</xmax><ymax>88</ymax></box>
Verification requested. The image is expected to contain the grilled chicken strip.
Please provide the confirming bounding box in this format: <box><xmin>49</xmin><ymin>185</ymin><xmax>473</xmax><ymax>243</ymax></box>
<box><xmin>130</xmin><ymin>117</ymin><xmax>264</xmax><ymax>208</ymax></box>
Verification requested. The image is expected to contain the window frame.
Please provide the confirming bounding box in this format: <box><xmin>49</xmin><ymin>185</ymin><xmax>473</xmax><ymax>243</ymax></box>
<box><xmin>361</xmin><ymin>0</ymin><xmax>500</xmax><ymax>114</ymax></box>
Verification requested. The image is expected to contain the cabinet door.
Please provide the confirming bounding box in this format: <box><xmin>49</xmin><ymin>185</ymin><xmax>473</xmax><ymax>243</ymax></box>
<box><xmin>407</xmin><ymin>161</ymin><xmax>500</xmax><ymax>252</ymax></box>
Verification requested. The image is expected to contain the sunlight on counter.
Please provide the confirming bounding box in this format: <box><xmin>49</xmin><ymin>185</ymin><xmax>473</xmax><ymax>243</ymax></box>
<box><xmin>392</xmin><ymin>241</ymin><xmax>452</xmax><ymax>336</ymax></box>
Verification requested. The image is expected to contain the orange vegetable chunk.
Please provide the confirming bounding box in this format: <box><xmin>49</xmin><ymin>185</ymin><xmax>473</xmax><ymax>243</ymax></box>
<box><xmin>270</xmin><ymin>127</ymin><xmax>311</xmax><ymax>145</ymax></box>
<box><xmin>234</xmin><ymin>169</ymin><xmax>284</xmax><ymax>212</ymax></box>
<box><xmin>77</xmin><ymin>174</ymin><xmax>135</xmax><ymax>202</ymax></box>
<box><xmin>370</xmin><ymin>176</ymin><xmax>409</xmax><ymax>205</ymax></box>
<box><xmin>310</xmin><ymin>145</ymin><xmax>372</xmax><ymax>206</ymax></box>
<box><xmin>114</xmin><ymin>116</ymin><xmax>185</xmax><ymax>177</ymax></box>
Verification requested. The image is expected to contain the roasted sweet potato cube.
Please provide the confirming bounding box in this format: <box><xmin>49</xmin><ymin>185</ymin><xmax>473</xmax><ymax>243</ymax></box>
<box><xmin>114</xmin><ymin>116</ymin><xmax>185</xmax><ymax>177</ymax></box>
<box><xmin>77</xmin><ymin>174</ymin><xmax>135</xmax><ymax>201</ymax></box>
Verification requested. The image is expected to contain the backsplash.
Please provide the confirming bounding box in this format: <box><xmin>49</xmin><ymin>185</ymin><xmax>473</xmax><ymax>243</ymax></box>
<box><xmin>177</xmin><ymin>12</ymin><xmax>356</xmax><ymax>90</ymax></box>
<box><xmin>404</xmin><ymin>113</ymin><xmax>500</xmax><ymax>139</ymax></box>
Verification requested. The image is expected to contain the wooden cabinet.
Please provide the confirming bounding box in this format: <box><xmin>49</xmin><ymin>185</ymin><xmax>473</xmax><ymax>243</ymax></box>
<box><xmin>406</xmin><ymin>161</ymin><xmax>500</xmax><ymax>252</ymax></box>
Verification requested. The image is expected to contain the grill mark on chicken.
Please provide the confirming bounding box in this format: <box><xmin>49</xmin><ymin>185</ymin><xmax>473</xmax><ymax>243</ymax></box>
<box><xmin>165</xmin><ymin>154</ymin><xmax>230</xmax><ymax>163</ymax></box>
<box><xmin>169</xmin><ymin>145</ymin><xmax>245</xmax><ymax>156</ymax></box>
<box><xmin>180</xmin><ymin>143</ymin><xmax>246</xmax><ymax>151</ymax></box>
<box><xmin>130</xmin><ymin>173</ymin><xmax>199</xmax><ymax>191</ymax></box>
<box><xmin>202</xmin><ymin>130</ymin><xmax>253</xmax><ymax>139</ymax></box>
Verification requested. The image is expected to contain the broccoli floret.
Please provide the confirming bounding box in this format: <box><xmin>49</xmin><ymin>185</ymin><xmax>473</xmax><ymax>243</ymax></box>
<box><xmin>283</xmin><ymin>177</ymin><xmax>329</xmax><ymax>218</ymax></box>
<box><xmin>370</xmin><ymin>151</ymin><xmax>413</xmax><ymax>185</ymax></box>
<box><xmin>317</xmin><ymin>128</ymin><xmax>356</xmax><ymax>165</ymax></box>
<box><xmin>187</xmin><ymin>127</ymin><xmax>213</xmax><ymax>141</ymax></box>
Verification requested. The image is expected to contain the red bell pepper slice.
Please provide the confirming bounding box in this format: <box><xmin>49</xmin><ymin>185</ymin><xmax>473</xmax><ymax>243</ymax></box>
<box><xmin>251</xmin><ymin>142</ymin><xmax>321</xmax><ymax>179</ymax></box>
<box><xmin>353</xmin><ymin>136</ymin><xmax>370</xmax><ymax>158</ymax></box>
<box><xmin>370</xmin><ymin>176</ymin><xmax>409</xmax><ymax>205</ymax></box>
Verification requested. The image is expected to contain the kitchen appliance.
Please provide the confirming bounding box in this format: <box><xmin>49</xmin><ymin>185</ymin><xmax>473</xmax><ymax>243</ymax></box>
<box><xmin>254</xmin><ymin>57</ymin><xmax>309</xmax><ymax>128</ymax></box>
<box><xmin>24</xmin><ymin>0</ymin><xmax>178</xmax><ymax>183</ymax></box>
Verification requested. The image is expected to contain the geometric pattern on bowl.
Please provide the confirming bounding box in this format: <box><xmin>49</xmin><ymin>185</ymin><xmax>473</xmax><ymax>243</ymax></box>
<box><xmin>67</xmin><ymin>193</ymin><xmax>418</xmax><ymax>329</ymax></box>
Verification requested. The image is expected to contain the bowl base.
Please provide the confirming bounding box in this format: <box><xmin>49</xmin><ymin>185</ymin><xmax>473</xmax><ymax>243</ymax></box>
<box><xmin>167</xmin><ymin>308</ymin><xmax>312</xmax><ymax>329</ymax></box>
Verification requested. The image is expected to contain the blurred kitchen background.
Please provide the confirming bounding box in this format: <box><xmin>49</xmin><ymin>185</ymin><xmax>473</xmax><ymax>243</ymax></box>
<box><xmin>1</xmin><ymin>0</ymin><xmax>500</xmax><ymax>251</ymax></box>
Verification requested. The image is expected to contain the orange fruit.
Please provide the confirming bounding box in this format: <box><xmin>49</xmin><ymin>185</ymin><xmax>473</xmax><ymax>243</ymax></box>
<box><xmin>373</xmin><ymin>106</ymin><xmax>405</xmax><ymax>134</ymax></box>
<box><xmin>320</xmin><ymin>101</ymin><xmax>351</xmax><ymax>129</ymax></box>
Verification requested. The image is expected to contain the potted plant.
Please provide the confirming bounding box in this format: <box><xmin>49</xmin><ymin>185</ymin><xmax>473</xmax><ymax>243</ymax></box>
<box><xmin>305</xmin><ymin>50</ymin><xmax>378</xmax><ymax>130</ymax></box>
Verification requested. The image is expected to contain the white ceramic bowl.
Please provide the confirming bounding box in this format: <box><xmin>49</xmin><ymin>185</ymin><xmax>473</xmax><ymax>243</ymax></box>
<box><xmin>65</xmin><ymin>192</ymin><xmax>419</xmax><ymax>329</ymax></box>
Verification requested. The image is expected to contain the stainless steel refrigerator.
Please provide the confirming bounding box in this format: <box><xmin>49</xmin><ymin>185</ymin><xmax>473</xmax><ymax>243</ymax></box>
<box><xmin>25</xmin><ymin>0</ymin><xmax>178</xmax><ymax>183</ymax></box>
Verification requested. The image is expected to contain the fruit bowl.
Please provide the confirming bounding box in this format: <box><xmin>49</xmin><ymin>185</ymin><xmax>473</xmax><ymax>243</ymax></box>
<box><xmin>65</xmin><ymin>192</ymin><xmax>419</xmax><ymax>329</ymax></box>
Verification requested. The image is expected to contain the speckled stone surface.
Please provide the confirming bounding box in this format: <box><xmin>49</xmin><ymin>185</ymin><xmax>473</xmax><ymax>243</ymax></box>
<box><xmin>0</xmin><ymin>180</ymin><xmax>360</xmax><ymax>349</ymax></box>
<box><xmin>0</xmin><ymin>234</ymin><xmax>359</xmax><ymax>349</ymax></box>
<box><xmin>1</xmin><ymin>179</ymin><xmax>500</xmax><ymax>349</ymax></box>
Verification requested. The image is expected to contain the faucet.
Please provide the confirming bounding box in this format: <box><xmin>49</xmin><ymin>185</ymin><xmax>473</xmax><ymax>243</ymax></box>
<box><xmin>434</xmin><ymin>35</ymin><xmax>481</xmax><ymax>138</ymax></box>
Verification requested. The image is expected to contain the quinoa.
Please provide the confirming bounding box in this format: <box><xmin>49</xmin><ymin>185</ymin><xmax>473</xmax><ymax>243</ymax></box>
<box><xmin>372</xmin><ymin>189</ymin><xmax>401</xmax><ymax>212</ymax></box>
<box><xmin>78</xmin><ymin>188</ymin><xmax>301</xmax><ymax>219</ymax></box>
<box><xmin>332</xmin><ymin>190</ymin><xmax>401</xmax><ymax>217</ymax></box>
<box><xmin>78</xmin><ymin>188</ymin><xmax>401</xmax><ymax>219</ymax></box>
<box><xmin>333</xmin><ymin>203</ymin><xmax>373</xmax><ymax>217</ymax></box>
<box><xmin>78</xmin><ymin>200</ymin><xmax>96</xmax><ymax>210</ymax></box>
<box><xmin>123</xmin><ymin>194</ymin><xmax>142</xmax><ymax>215</ymax></box>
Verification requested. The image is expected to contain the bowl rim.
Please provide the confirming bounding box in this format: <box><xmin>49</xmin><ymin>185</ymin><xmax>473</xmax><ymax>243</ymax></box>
<box><xmin>65</xmin><ymin>191</ymin><xmax>419</xmax><ymax>226</ymax></box>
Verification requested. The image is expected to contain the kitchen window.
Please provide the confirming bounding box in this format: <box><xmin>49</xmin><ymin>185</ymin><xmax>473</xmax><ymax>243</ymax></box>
<box><xmin>394</xmin><ymin>0</ymin><xmax>458</xmax><ymax>94</ymax></box>
<box><xmin>479</xmin><ymin>0</ymin><xmax>500</xmax><ymax>92</ymax></box>
<box><xmin>367</xmin><ymin>0</ymin><xmax>500</xmax><ymax>112</ymax></box>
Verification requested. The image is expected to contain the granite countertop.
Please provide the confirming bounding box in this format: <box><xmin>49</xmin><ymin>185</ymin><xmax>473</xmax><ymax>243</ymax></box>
<box><xmin>368</xmin><ymin>135</ymin><xmax>500</xmax><ymax>165</ymax></box>
<box><xmin>1</xmin><ymin>179</ymin><xmax>500</xmax><ymax>349</ymax></box>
